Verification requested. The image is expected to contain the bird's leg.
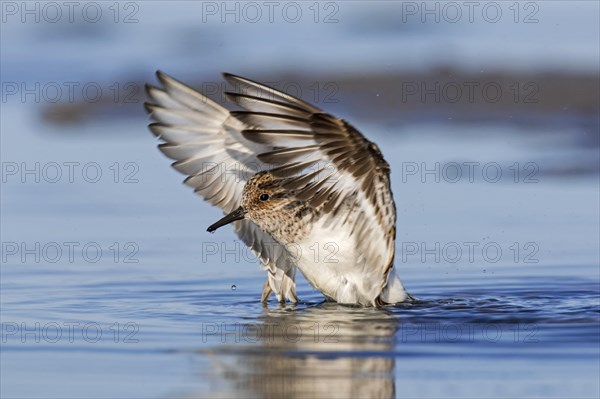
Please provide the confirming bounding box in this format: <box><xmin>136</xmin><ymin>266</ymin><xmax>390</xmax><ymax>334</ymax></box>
<box><xmin>260</xmin><ymin>278</ymin><xmax>273</xmax><ymax>303</ymax></box>
<box><xmin>287</xmin><ymin>285</ymin><xmax>299</xmax><ymax>304</ymax></box>
<box><xmin>261</xmin><ymin>274</ymin><xmax>299</xmax><ymax>304</ymax></box>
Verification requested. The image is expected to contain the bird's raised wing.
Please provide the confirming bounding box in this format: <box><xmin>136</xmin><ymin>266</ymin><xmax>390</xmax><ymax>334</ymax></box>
<box><xmin>222</xmin><ymin>73</ymin><xmax>397</xmax><ymax>290</ymax></box>
<box><xmin>146</xmin><ymin>71</ymin><xmax>398</xmax><ymax>301</ymax></box>
<box><xmin>145</xmin><ymin>71</ymin><xmax>299</xmax><ymax>301</ymax></box>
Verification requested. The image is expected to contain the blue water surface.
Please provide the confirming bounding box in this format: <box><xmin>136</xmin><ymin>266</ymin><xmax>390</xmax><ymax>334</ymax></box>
<box><xmin>1</xmin><ymin>2</ymin><xmax>599</xmax><ymax>398</ymax></box>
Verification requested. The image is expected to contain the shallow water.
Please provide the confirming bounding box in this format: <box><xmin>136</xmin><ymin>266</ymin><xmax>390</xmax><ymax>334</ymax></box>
<box><xmin>2</xmin><ymin>2</ymin><xmax>599</xmax><ymax>397</ymax></box>
<box><xmin>2</xmin><ymin>107</ymin><xmax>599</xmax><ymax>398</ymax></box>
<box><xmin>2</xmin><ymin>265</ymin><xmax>599</xmax><ymax>398</ymax></box>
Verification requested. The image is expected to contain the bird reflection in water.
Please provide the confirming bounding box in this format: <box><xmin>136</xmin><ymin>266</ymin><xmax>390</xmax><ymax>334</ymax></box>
<box><xmin>195</xmin><ymin>303</ymin><xmax>398</xmax><ymax>398</ymax></box>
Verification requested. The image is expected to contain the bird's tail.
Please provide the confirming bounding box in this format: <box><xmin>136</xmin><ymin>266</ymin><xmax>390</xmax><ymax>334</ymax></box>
<box><xmin>378</xmin><ymin>268</ymin><xmax>411</xmax><ymax>304</ymax></box>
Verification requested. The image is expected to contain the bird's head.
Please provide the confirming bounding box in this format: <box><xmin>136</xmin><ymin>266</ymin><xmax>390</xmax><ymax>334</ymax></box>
<box><xmin>207</xmin><ymin>171</ymin><xmax>303</xmax><ymax>236</ymax></box>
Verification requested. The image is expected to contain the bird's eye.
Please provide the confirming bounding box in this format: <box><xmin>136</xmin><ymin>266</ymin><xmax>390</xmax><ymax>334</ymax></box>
<box><xmin>259</xmin><ymin>193</ymin><xmax>270</xmax><ymax>201</ymax></box>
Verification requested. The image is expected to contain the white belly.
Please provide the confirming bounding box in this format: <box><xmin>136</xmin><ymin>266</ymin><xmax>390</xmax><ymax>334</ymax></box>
<box><xmin>292</xmin><ymin>220</ymin><xmax>387</xmax><ymax>305</ymax></box>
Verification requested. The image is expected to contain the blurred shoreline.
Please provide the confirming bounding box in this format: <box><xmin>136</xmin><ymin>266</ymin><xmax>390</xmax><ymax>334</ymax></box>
<box><xmin>38</xmin><ymin>67</ymin><xmax>599</xmax><ymax>178</ymax></box>
<box><xmin>41</xmin><ymin>67</ymin><xmax>599</xmax><ymax>136</ymax></box>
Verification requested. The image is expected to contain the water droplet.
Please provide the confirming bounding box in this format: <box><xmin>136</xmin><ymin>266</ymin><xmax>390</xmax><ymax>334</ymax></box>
<box><xmin>231</xmin><ymin>285</ymin><xmax>237</xmax><ymax>291</ymax></box>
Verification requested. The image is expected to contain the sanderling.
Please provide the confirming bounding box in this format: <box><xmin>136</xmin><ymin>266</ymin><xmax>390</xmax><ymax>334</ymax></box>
<box><xmin>145</xmin><ymin>71</ymin><xmax>412</xmax><ymax>306</ymax></box>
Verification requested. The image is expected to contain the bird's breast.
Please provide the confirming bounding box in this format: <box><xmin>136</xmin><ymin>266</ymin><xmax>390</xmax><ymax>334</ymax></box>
<box><xmin>288</xmin><ymin>219</ymin><xmax>387</xmax><ymax>305</ymax></box>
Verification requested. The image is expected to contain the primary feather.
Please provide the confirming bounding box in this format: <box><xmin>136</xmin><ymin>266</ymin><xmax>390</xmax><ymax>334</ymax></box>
<box><xmin>145</xmin><ymin>71</ymin><xmax>407</xmax><ymax>306</ymax></box>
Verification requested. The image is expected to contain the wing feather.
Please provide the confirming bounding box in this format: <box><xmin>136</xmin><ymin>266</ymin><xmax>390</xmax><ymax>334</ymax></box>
<box><xmin>146</xmin><ymin>71</ymin><xmax>298</xmax><ymax>302</ymax></box>
<box><xmin>222</xmin><ymin>73</ymin><xmax>322</xmax><ymax>114</ymax></box>
<box><xmin>222</xmin><ymin>75</ymin><xmax>398</xmax><ymax>288</ymax></box>
<box><xmin>147</xmin><ymin>71</ymin><xmax>397</xmax><ymax>302</ymax></box>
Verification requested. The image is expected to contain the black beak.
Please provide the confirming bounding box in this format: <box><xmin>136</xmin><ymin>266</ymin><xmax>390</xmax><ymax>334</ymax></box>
<box><xmin>207</xmin><ymin>206</ymin><xmax>245</xmax><ymax>233</ymax></box>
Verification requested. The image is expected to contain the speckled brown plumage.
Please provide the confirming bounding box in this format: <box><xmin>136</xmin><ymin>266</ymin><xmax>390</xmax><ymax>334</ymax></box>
<box><xmin>145</xmin><ymin>71</ymin><xmax>412</xmax><ymax>306</ymax></box>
